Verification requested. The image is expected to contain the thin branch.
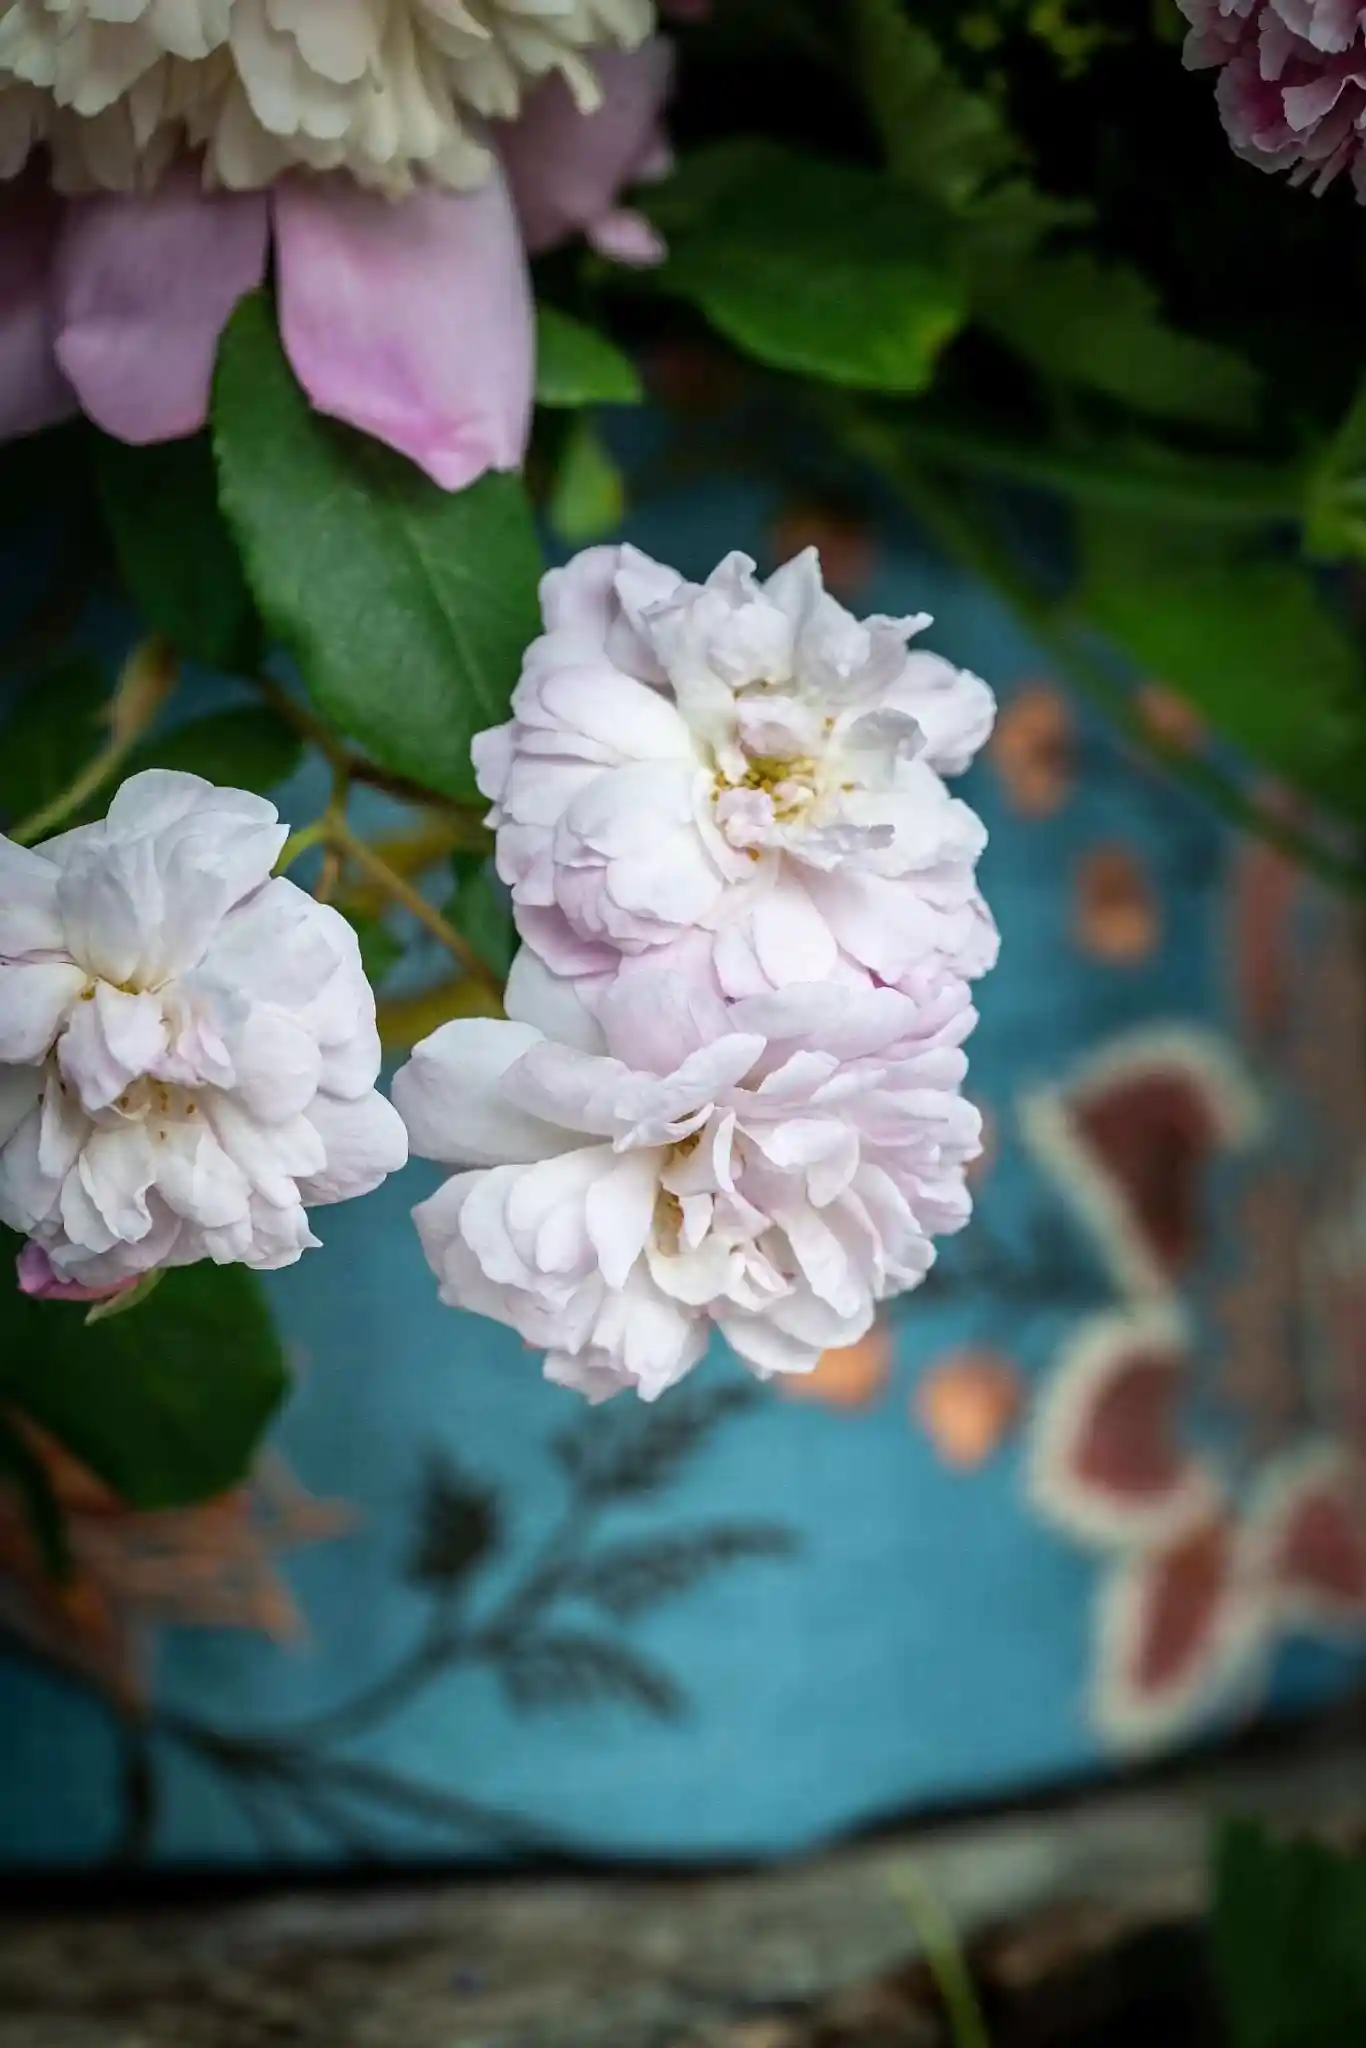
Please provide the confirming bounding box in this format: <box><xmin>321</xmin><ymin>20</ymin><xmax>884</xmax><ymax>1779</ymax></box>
<box><xmin>253</xmin><ymin>673</ymin><xmax>492</xmax><ymax>825</ymax></box>
<box><xmin>8</xmin><ymin>637</ymin><xmax>177</xmax><ymax>847</ymax></box>
<box><xmin>327</xmin><ymin>814</ymin><xmax>504</xmax><ymax>998</ymax></box>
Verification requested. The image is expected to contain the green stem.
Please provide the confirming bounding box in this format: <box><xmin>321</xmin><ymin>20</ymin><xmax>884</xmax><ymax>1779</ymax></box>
<box><xmin>894</xmin><ymin>415</ymin><xmax>1304</xmax><ymax>527</ymax></box>
<box><xmin>8</xmin><ymin>638</ymin><xmax>176</xmax><ymax>846</ymax></box>
<box><xmin>890</xmin><ymin>1864</ymin><xmax>993</xmax><ymax>2048</ymax></box>
<box><xmin>253</xmin><ymin>673</ymin><xmax>491</xmax><ymax>830</ymax></box>
<box><xmin>834</xmin><ymin>404</ymin><xmax>1365</xmax><ymax>895</ymax></box>
<box><xmin>327</xmin><ymin>814</ymin><xmax>504</xmax><ymax>999</ymax></box>
<box><xmin>275</xmin><ymin>817</ymin><xmax>330</xmax><ymax>875</ymax></box>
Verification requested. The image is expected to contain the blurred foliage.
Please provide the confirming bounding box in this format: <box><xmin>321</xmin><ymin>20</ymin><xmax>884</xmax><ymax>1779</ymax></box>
<box><xmin>1213</xmin><ymin>1821</ymin><xmax>1366</xmax><ymax>2048</ymax></box>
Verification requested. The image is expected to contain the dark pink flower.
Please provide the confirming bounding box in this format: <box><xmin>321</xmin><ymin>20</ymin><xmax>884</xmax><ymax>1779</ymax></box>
<box><xmin>1180</xmin><ymin>0</ymin><xmax>1366</xmax><ymax>200</ymax></box>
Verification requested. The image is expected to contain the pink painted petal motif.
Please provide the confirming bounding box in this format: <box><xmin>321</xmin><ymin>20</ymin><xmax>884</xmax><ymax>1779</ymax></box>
<box><xmin>1029</xmin><ymin>1306</ymin><xmax>1221</xmax><ymax>1547</ymax></box>
<box><xmin>497</xmin><ymin>41</ymin><xmax>675</xmax><ymax>260</ymax></box>
<box><xmin>1022</xmin><ymin>1026</ymin><xmax>1262</xmax><ymax>1298</ymax></box>
<box><xmin>1250</xmin><ymin>1446</ymin><xmax>1366</xmax><ymax>1633</ymax></box>
<box><xmin>1093</xmin><ymin>1505</ymin><xmax>1262</xmax><ymax>1750</ymax></box>
<box><xmin>52</xmin><ymin>163</ymin><xmax>269</xmax><ymax>444</ymax></box>
<box><xmin>272</xmin><ymin>169</ymin><xmax>534</xmax><ymax>493</ymax></box>
<box><xmin>0</xmin><ymin>177</ymin><xmax>76</xmax><ymax>441</ymax></box>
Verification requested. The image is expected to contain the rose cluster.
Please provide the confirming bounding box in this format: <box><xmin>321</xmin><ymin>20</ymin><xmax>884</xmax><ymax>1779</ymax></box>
<box><xmin>0</xmin><ymin>548</ymin><xmax>997</xmax><ymax>1402</ymax></box>
<box><xmin>393</xmin><ymin>543</ymin><xmax>997</xmax><ymax>1401</ymax></box>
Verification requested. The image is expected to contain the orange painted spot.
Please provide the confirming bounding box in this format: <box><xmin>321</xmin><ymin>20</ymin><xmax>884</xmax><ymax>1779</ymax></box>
<box><xmin>990</xmin><ymin>684</ymin><xmax>1073</xmax><ymax>817</ymax></box>
<box><xmin>769</xmin><ymin>503</ymin><xmax>878</xmax><ymax>599</ymax></box>
<box><xmin>784</xmin><ymin>1324</ymin><xmax>893</xmax><ymax>1408</ymax></box>
<box><xmin>1074</xmin><ymin>844</ymin><xmax>1161</xmax><ymax>966</ymax></box>
<box><xmin>914</xmin><ymin>1351</ymin><xmax>1022</xmax><ymax>1469</ymax></box>
<box><xmin>1136</xmin><ymin>684</ymin><xmax>1207</xmax><ymax>753</ymax></box>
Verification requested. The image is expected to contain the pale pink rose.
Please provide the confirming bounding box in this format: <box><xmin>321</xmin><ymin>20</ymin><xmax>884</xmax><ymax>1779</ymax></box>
<box><xmin>0</xmin><ymin>771</ymin><xmax>408</xmax><ymax>1293</ymax></box>
<box><xmin>1179</xmin><ymin>0</ymin><xmax>1366</xmax><ymax>199</ymax></box>
<box><xmin>473</xmin><ymin>544</ymin><xmax>997</xmax><ymax>1010</ymax></box>
<box><xmin>394</xmin><ymin>948</ymin><xmax>982</xmax><ymax>1403</ymax></box>
<box><xmin>16</xmin><ymin>1241</ymin><xmax>138</xmax><ymax>1305</ymax></box>
<box><xmin>0</xmin><ymin>162</ymin><xmax>533</xmax><ymax>492</ymax></box>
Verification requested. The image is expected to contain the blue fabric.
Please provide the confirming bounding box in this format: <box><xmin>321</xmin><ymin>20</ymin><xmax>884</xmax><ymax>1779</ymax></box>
<box><xmin>1</xmin><ymin>467</ymin><xmax>1362</xmax><ymax>1870</ymax></box>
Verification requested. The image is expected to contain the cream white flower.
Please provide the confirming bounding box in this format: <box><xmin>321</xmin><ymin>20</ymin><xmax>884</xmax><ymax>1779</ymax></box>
<box><xmin>0</xmin><ymin>770</ymin><xmax>408</xmax><ymax>1290</ymax></box>
<box><xmin>0</xmin><ymin>0</ymin><xmax>654</xmax><ymax>193</ymax></box>
<box><xmin>474</xmin><ymin>543</ymin><xmax>997</xmax><ymax>1010</ymax></box>
<box><xmin>395</xmin><ymin>947</ymin><xmax>981</xmax><ymax>1403</ymax></box>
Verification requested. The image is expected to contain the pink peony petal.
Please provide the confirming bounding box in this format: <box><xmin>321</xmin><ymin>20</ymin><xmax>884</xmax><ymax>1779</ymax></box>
<box><xmin>0</xmin><ymin>178</ymin><xmax>77</xmax><ymax>441</ymax></box>
<box><xmin>273</xmin><ymin>171</ymin><xmax>533</xmax><ymax>492</ymax></box>
<box><xmin>587</xmin><ymin>207</ymin><xmax>668</xmax><ymax>268</ymax></box>
<box><xmin>498</xmin><ymin>41</ymin><xmax>675</xmax><ymax>257</ymax></box>
<box><xmin>52</xmin><ymin>163</ymin><xmax>269</xmax><ymax>444</ymax></box>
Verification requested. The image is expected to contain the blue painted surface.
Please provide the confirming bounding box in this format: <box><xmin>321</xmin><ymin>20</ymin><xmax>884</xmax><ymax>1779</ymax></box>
<box><xmin>0</xmin><ymin>459</ymin><xmax>1360</xmax><ymax>1870</ymax></box>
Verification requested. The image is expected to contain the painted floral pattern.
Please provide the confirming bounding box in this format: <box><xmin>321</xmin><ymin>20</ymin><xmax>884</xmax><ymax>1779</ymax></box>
<box><xmin>1025</xmin><ymin>821</ymin><xmax>1366</xmax><ymax>1751</ymax></box>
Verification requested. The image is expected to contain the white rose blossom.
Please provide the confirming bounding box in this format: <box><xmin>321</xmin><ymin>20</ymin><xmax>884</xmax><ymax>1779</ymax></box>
<box><xmin>473</xmin><ymin>543</ymin><xmax>997</xmax><ymax>1011</ymax></box>
<box><xmin>0</xmin><ymin>0</ymin><xmax>654</xmax><ymax>193</ymax></box>
<box><xmin>394</xmin><ymin>947</ymin><xmax>982</xmax><ymax>1403</ymax></box>
<box><xmin>0</xmin><ymin>770</ymin><xmax>408</xmax><ymax>1295</ymax></box>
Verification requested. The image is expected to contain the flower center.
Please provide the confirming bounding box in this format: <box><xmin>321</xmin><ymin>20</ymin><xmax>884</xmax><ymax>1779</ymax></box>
<box><xmin>106</xmin><ymin>1077</ymin><xmax>200</xmax><ymax>1132</ymax></box>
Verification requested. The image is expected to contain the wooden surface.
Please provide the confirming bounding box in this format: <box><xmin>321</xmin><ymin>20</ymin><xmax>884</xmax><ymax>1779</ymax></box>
<box><xmin>0</xmin><ymin>1713</ymin><xmax>1362</xmax><ymax>2048</ymax></box>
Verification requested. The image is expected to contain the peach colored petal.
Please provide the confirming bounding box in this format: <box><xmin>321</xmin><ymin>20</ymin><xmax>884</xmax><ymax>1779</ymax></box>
<box><xmin>989</xmin><ymin>683</ymin><xmax>1072</xmax><ymax>817</ymax></box>
<box><xmin>914</xmin><ymin>1349</ymin><xmax>1022</xmax><ymax>1469</ymax></box>
<box><xmin>782</xmin><ymin>1323</ymin><xmax>893</xmax><ymax>1408</ymax></box>
<box><xmin>1074</xmin><ymin>844</ymin><xmax>1160</xmax><ymax>966</ymax></box>
<box><xmin>768</xmin><ymin>502</ymin><xmax>878</xmax><ymax>600</ymax></box>
<box><xmin>1135</xmin><ymin>684</ymin><xmax>1207</xmax><ymax>753</ymax></box>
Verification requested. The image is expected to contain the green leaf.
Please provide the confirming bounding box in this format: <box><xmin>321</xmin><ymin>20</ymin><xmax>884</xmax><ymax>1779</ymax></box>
<box><xmin>130</xmin><ymin>706</ymin><xmax>303</xmax><ymax>797</ymax></box>
<box><xmin>1213</xmin><ymin>1821</ymin><xmax>1366</xmax><ymax>2048</ymax></box>
<box><xmin>1306</xmin><ymin>376</ymin><xmax>1366</xmax><ymax>563</ymax></box>
<box><xmin>0</xmin><ymin>1232</ymin><xmax>288</xmax><ymax>1509</ymax></box>
<box><xmin>852</xmin><ymin>0</ymin><xmax>1016</xmax><ymax>206</ymax></box>
<box><xmin>657</xmin><ymin>144</ymin><xmax>965</xmax><ymax>394</ymax></box>
<box><xmin>0</xmin><ymin>656</ymin><xmax>109</xmax><ymax>828</ymax></box>
<box><xmin>444</xmin><ymin>856</ymin><xmax>515</xmax><ymax>980</ymax></box>
<box><xmin>548</xmin><ymin>415</ymin><xmax>626</xmax><ymax>544</ymax></box>
<box><xmin>94</xmin><ymin>432</ymin><xmax>259</xmax><ymax>670</ymax></box>
<box><xmin>535</xmin><ymin>306</ymin><xmax>642</xmax><ymax>408</ymax></box>
<box><xmin>1080</xmin><ymin>511</ymin><xmax>1366</xmax><ymax>820</ymax></box>
<box><xmin>213</xmin><ymin>293</ymin><xmax>543</xmax><ymax>807</ymax></box>
<box><xmin>983</xmin><ymin>253</ymin><xmax>1262</xmax><ymax>431</ymax></box>
<box><xmin>0</xmin><ymin>1412</ymin><xmax>72</xmax><ymax>1580</ymax></box>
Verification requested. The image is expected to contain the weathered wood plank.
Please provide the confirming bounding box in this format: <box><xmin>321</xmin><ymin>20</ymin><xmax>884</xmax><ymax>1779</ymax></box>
<box><xmin>0</xmin><ymin>1717</ymin><xmax>1361</xmax><ymax>2048</ymax></box>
